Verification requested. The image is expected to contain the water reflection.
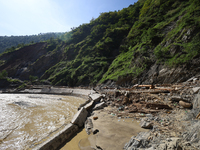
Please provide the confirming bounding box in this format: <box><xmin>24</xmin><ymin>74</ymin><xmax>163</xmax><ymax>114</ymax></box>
<box><xmin>0</xmin><ymin>94</ymin><xmax>85</xmax><ymax>150</ymax></box>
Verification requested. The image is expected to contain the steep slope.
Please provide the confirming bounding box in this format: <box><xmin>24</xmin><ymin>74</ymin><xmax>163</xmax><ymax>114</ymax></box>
<box><xmin>0</xmin><ymin>0</ymin><xmax>200</xmax><ymax>87</ymax></box>
<box><xmin>101</xmin><ymin>0</ymin><xmax>200</xmax><ymax>85</ymax></box>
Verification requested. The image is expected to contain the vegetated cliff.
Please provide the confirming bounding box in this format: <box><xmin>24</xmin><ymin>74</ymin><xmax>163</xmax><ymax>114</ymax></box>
<box><xmin>0</xmin><ymin>0</ymin><xmax>200</xmax><ymax>87</ymax></box>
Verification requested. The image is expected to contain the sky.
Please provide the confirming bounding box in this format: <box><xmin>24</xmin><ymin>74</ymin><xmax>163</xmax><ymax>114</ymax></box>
<box><xmin>0</xmin><ymin>0</ymin><xmax>138</xmax><ymax>36</ymax></box>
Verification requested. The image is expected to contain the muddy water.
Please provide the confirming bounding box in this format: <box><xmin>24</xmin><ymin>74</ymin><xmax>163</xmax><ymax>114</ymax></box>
<box><xmin>0</xmin><ymin>94</ymin><xmax>85</xmax><ymax>150</ymax></box>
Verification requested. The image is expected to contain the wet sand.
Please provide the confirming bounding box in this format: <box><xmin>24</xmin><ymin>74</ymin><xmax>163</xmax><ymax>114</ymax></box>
<box><xmin>61</xmin><ymin>106</ymin><xmax>148</xmax><ymax>150</ymax></box>
<box><xmin>60</xmin><ymin>129</ymin><xmax>90</xmax><ymax>150</ymax></box>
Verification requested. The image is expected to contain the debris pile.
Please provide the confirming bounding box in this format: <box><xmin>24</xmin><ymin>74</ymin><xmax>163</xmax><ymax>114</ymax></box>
<box><xmin>96</xmin><ymin>77</ymin><xmax>200</xmax><ymax>149</ymax></box>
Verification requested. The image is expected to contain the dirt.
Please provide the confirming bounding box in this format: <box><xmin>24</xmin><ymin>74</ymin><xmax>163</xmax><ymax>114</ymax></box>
<box><xmin>61</xmin><ymin>106</ymin><xmax>148</xmax><ymax>150</ymax></box>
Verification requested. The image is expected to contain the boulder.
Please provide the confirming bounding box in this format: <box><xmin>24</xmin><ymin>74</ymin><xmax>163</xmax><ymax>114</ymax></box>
<box><xmin>179</xmin><ymin>100</ymin><xmax>192</xmax><ymax>108</ymax></box>
<box><xmin>85</xmin><ymin>118</ymin><xmax>93</xmax><ymax>135</ymax></box>
<box><xmin>156</xmin><ymin>138</ymin><xmax>181</xmax><ymax>150</ymax></box>
<box><xmin>71</xmin><ymin>107</ymin><xmax>88</xmax><ymax>128</ymax></box>
<box><xmin>140</xmin><ymin>119</ymin><xmax>153</xmax><ymax>129</ymax></box>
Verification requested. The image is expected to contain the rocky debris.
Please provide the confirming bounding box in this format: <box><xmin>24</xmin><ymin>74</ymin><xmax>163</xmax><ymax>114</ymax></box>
<box><xmin>124</xmin><ymin>132</ymin><xmax>151</xmax><ymax>150</ymax></box>
<box><xmin>94</xmin><ymin>81</ymin><xmax>200</xmax><ymax>150</ymax></box>
<box><xmin>85</xmin><ymin>118</ymin><xmax>93</xmax><ymax>135</ymax></box>
<box><xmin>140</xmin><ymin>118</ymin><xmax>153</xmax><ymax>129</ymax></box>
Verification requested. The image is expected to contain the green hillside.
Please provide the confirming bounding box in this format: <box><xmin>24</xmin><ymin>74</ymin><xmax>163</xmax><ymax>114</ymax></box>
<box><xmin>0</xmin><ymin>0</ymin><xmax>200</xmax><ymax>87</ymax></box>
<box><xmin>0</xmin><ymin>32</ymin><xmax>71</xmax><ymax>54</ymax></box>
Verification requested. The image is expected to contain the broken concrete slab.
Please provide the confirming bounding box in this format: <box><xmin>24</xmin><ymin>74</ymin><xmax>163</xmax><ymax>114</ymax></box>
<box><xmin>89</xmin><ymin>93</ymin><xmax>102</xmax><ymax>102</ymax></box>
<box><xmin>71</xmin><ymin>107</ymin><xmax>88</xmax><ymax>128</ymax></box>
<box><xmin>78</xmin><ymin>99</ymin><xmax>90</xmax><ymax>110</ymax></box>
<box><xmin>84</xmin><ymin>100</ymin><xmax>94</xmax><ymax>111</ymax></box>
<box><xmin>93</xmin><ymin>102</ymin><xmax>106</xmax><ymax>111</ymax></box>
<box><xmin>32</xmin><ymin>123</ymin><xmax>79</xmax><ymax>150</ymax></box>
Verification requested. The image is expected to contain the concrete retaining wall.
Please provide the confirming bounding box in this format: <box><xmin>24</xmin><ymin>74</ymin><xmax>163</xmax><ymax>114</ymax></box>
<box><xmin>32</xmin><ymin>123</ymin><xmax>79</xmax><ymax>150</ymax></box>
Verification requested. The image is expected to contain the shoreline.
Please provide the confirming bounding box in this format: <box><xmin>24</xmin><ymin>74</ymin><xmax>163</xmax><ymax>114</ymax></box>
<box><xmin>2</xmin><ymin>81</ymin><xmax>200</xmax><ymax>150</ymax></box>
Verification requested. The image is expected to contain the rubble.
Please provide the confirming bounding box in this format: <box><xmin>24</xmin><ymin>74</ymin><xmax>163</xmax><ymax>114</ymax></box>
<box><xmin>96</xmin><ymin>82</ymin><xmax>200</xmax><ymax>149</ymax></box>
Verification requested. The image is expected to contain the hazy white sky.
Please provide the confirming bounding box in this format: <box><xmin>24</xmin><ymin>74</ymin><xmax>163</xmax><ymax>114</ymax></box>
<box><xmin>0</xmin><ymin>0</ymin><xmax>137</xmax><ymax>36</ymax></box>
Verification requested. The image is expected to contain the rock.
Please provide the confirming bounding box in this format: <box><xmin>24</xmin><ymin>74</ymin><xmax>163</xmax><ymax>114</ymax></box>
<box><xmin>166</xmin><ymin>138</ymin><xmax>181</xmax><ymax>150</ymax></box>
<box><xmin>93</xmin><ymin>102</ymin><xmax>106</xmax><ymax>111</ymax></box>
<box><xmin>140</xmin><ymin>119</ymin><xmax>153</xmax><ymax>129</ymax></box>
<box><xmin>179</xmin><ymin>100</ymin><xmax>192</xmax><ymax>108</ymax></box>
<box><xmin>89</xmin><ymin>93</ymin><xmax>102</xmax><ymax>102</ymax></box>
<box><xmin>93</xmin><ymin>129</ymin><xmax>99</xmax><ymax>135</ymax></box>
<box><xmin>85</xmin><ymin>118</ymin><xmax>93</xmax><ymax>135</ymax></box>
<box><xmin>71</xmin><ymin>107</ymin><xmax>88</xmax><ymax>128</ymax></box>
<box><xmin>93</xmin><ymin>116</ymin><xmax>98</xmax><ymax>120</ymax></box>
<box><xmin>192</xmin><ymin>87</ymin><xmax>200</xmax><ymax>94</ymax></box>
<box><xmin>124</xmin><ymin>132</ymin><xmax>150</xmax><ymax>150</ymax></box>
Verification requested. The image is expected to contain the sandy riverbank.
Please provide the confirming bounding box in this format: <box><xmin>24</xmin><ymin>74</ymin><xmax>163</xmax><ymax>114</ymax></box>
<box><xmin>60</xmin><ymin>106</ymin><xmax>148</xmax><ymax>150</ymax></box>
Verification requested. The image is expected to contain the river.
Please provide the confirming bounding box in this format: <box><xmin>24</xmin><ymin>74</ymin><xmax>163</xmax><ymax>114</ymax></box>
<box><xmin>0</xmin><ymin>93</ymin><xmax>85</xmax><ymax>150</ymax></box>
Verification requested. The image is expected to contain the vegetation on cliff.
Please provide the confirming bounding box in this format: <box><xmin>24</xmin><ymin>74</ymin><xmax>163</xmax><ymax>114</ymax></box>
<box><xmin>0</xmin><ymin>0</ymin><xmax>200</xmax><ymax>87</ymax></box>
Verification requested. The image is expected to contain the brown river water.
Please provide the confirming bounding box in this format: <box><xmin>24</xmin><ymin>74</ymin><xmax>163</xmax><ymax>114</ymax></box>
<box><xmin>0</xmin><ymin>93</ymin><xmax>85</xmax><ymax>150</ymax></box>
